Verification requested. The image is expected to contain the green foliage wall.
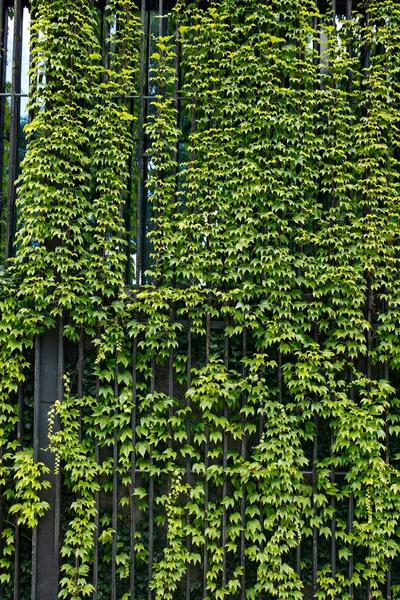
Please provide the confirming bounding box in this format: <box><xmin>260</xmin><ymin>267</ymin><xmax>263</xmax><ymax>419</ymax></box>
<box><xmin>1</xmin><ymin>0</ymin><xmax>400</xmax><ymax>598</ymax></box>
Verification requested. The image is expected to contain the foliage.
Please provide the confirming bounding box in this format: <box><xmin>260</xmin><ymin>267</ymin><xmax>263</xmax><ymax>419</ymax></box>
<box><xmin>1</xmin><ymin>0</ymin><xmax>400</xmax><ymax>598</ymax></box>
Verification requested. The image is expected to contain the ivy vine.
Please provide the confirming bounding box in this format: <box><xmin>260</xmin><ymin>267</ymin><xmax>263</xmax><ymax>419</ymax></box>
<box><xmin>1</xmin><ymin>0</ymin><xmax>400</xmax><ymax>599</ymax></box>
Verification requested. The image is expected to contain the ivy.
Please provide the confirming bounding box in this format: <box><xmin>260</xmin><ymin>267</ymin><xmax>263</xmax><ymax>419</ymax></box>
<box><xmin>1</xmin><ymin>0</ymin><xmax>400</xmax><ymax>598</ymax></box>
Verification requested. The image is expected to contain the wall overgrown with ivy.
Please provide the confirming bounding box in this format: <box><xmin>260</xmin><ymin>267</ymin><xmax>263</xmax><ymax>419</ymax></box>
<box><xmin>1</xmin><ymin>0</ymin><xmax>400</xmax><ymax>598</ymax></box>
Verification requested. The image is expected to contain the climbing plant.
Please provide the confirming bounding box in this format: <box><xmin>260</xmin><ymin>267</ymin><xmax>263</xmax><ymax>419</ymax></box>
<box><xmin>1</xmin><ymin>0</ymin><xmax>400</xmax><ymax>599</ymax></box>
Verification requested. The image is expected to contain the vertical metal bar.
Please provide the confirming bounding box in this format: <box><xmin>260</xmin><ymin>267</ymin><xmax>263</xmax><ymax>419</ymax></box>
<box><xmin>185</xmin><ymin>319</ymin><xmax>192</xmax><ymax>600</ymax></box>
<box><xmin>168</xmin><ymin>306</ymin><xmax>174</xmax><ymax>493</ymax></box>
<box><xmin>74</xmin><ymin>331</ymin><xmax>84</xmax><ymax>581</ymax></box>
<box><xmin>93</xmin><ymin>342</ymin><xmax>100</xmax><ymax>600</ymax></box>
<box><xmin>54</xmin><ymin>317</ymin><xmax>64</xmax><ymax>596</ymax></box>
<box><xmin>27</xmin><ymin>0</ymin><xmax>36</xmax><ymax>134</ymax></box>
<box><xmin>294</xmin><ymin>339</ymin><xmax>300</xmax><ymax>577</ymax></box>
<box><xmin>295</xmin><ymin>544</ymin><xmax>301</xmax><ymax>579</ymax></box>
<box><xmin>0</xmin><ymin>0</ymin><xmax>7</xmax><ymax>258</ymax></box>
<box><xmin>185</xmin><ymin>13</ymin><xmax>197</xmax><ymax>590</ymax></box>
<box><xmin>141</xmin><ymin>6</ymin><xmax>151</xmax><ymax>279</ymax></box>
<box><xmin>32</xmin><ymin>325</ymin><xmax>63</xmax><ymax>600</ymax></box>
<box><xmin>362</xmin><ymin>10</ymin><xmax>370</xmax><ymax>76</ymax></box>
<box><xmin>77</xmin><ymin>331</ymin><xmax>84</xmax><ymax>443</ymax></box>
<box><xmin>125</xmin><ymin>95</ymin><xmax>134</xmax><ymax>285</ymax></box>
<box><xmin>384</xmin><ymin>336</ymin><xmax>390</xmax><ymax>465</ymax></box>
<box><xmin>0</xmin><ymin>342</ymin><xmax>3</xmax><ymax>599</ymax></box>
<box><xmin>17</xmin><ymin>382</ymin><xmax>23</xmax><ymax>447</ymax></box>
<box><xmin>13</xmin><ymin>384</ymin><xmax>23</xmax><ymax>600</ymax></box>
<box><xmin>159</xmin><ymin>0</ymin><xmax>164</xmax><ymax>37</ymax></box>
<box><xmin>330</xmin><ymin>428</ymin><xmax>336</xmax><ymax>578</ymax></box>
<box><xmin>150</xmin><ymin>0</ymin><xmax>164</xmax><ymax>284</ymax></box>
<box><xmin>112</xmin><ymin>357</ymin><xmax>119</xmax><ymax>600</ymax></box>
<box><xmin>348</xmin><ymin>494</ymin><xmax>354</xmax><ymax>600</ymax></box>
<box><xmin>148</xmin><ymin>357</ymin><xmax>156</xmax><ymax>600</ymax></box>
<box><xmin>13</xmin><ymin>523</ymin><xmax>20</xmax><ymax>600</ymax></box>
<box><xmin>102</xmin><ymin>0</ymin><xmax>110</xmax><ymax>76</ymax></box>
<box><xmin>173</xmin><ymin>9</ymin><xmax>180</xmax><ymax>155</ymax></box>
<box><xmin>221</xmin><ymin>319</ymin><xmax>229</xmax><ymax>589</ymax></box>
<box><xmin>5</xmin><ymin>0</ymin><xmax>22</xmax><ymax>259</ymax></box>
<box><xmin>366</xmin><ymin>279</ymin><xmax>372</xmax><ymax>382</ymax></box>
<box><xmin>203</xmin><ymin>312</ymin><xmax>210</xmax><ymax>600</ymax></box>
<box><xmin>277</xmin><ymin>351</ymin><xmax>282</xmax><ymax>404</ymax></box>
<box><xmin>0</xmin><ymin>468</ymin><xmax>2</xmax><ymax>600</ymax></box>
<box><xmin>130</xmin><ymin>335</ymin><xmax>138</xmax><ymax>600</ymax></box>
<box><xmin>258</xmin><ymin>341</ymin><xmax>265</xmax><ymax>600</ymax></box>
<box><xmin>135</xmin><ymin>0</ymin><xmax>146</xmax><ymax>284</ymax></box>
<box><xmin>387</xmin><ymin>562</ymin><xmax>392</xmax><ymax>600</ymax></box>
<box><xmin>240</xmin><ymin>328</ymin><xmax>247</xmax><ymax>600</ymax></box>
<box><xmin>384</xmin><ymin>358</ymin><xmax>391</xmax><ymax>599</ymax></box>
<box><xmin>31</xmin><ymin>335</ymin><xmax>40</xmax><ymax>600</ymax></box>
<box><xmin>170</xmin><ymin>7</ymin><xmax>180</xmax><ymax>288</ymax></box>
<box><xmin>0</xmin><ymin>0</ymin><xmax>4</xmax><ymax>83</ymax></box>
<box><xmin>346</xmin><ymin>0</ymin><xmax>353</xmax><ymax>96</ymax></box>
<box><xmin>312</xmin><ymin>429</ymin><xmax>318</xmax><ymax>595</ymax></box>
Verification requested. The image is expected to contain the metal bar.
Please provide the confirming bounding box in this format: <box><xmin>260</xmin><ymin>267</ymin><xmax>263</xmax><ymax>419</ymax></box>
<box><xmin>130</xmin><ymin>334</ymin><xmax>138</xmax><ymax>600</ymax></box>
<box><xmin>312</xmin><ymin>430</ymin><xmax>318</xmax><ymax>595</ymax></box>
<box><xmin>385</xmin><ymin>359</ymin><xmax>391</xmax><ymax>599</ymax></box>
<box><xmin>112</xmin><ymin>358</ymin><xmax>119</xmax><ymax>600</ymax></box>
<box><xmin>31</xmin><ymin>335</ymin><xmax>40</xmax><ymax>599</ymax></box>
<box><xmin>366</xmin><ymin>279</ymin><xmax>372</xmax><ymax>381</ymax></box>
<box><xmin>77</xmin><ymin>331</ymin><xmax>84</xmax><ymax>443</ymax></box>
<box><xmin>159</xmin><ymin>0</ymin><xmax>164</xmax><ymax>37</ymax></box>
<box><xmin>0</xmin><ymin>0</ymin><xmax>7</xmax><ymax>259</ymax></box>
<box><xmin>141</xmin><ymin>7</ymin><xmax>152</xmax><ymax>279</ymax></box>
<box><xmin>17</xmin><ymin>382</ymin><xmax>23</xmax><ymax>447</ymax></box>
<box><xmin>168</xmin><ymin>305</ymin><xmax>174</xmax><ymax>489</ymax></box>
<box><xmin>384</xmin><ymin>360</ymin><xmax>390</xmax><ymax>465</ymax></box>
<box><xmin>295</xmin><ymin>544</ymin><xmax>301</xmax><ymax>579</ymax></box>
<box><xmin>348</xmin><ymin>493</ymin><xmax>354</xmax><ymax>599</ymax></box>
<box><xmin>74</xmin><ymin>330</ymin><xmax>84</xmax><ymax>581</ymax></box>
<box><xmin>240</xmin><ymin>328</ymin><xmax>247</xmax><ymax>600</ymax></box>
<box><xmin>387</xmin><ymin>564</ymin><xmax>392</xmax><ymax>600</ymax></box>
<box><xmin>148</xmin><ymin>357</ymin><xmax>156</xmax><ymax>600</ymax></box>
<box><xmin>93</xmin><ymin>346</ymin><xmax>100</xmax><ymax>600</ymax></box>
<box><xmin>221</xmin><ymin>319</ymin><xmax>229</xmax><ymax>589</ymax></box>
<box><xmin>54</xmin><ymin>317</ymin><xmax>64</xmax><ymax>596</ymax></box>
<box><xmin>203</xmin><ymin>312</ymin><xmax>211</xmax><ymax>600</ymax></box>
<box><xmin>13</xmin><ymin>525</ymin><xmax>20</xmax><ymax>600</ymax></box>
<box><xmin>5</xmin><ymin>0</ymin><xmax>22</xmax><ymax>259</ymax></box>
<box><xmin>330</xmin><ymin>428</ymin><xmax>336</xmax><ymax>578</ymax></box>
<box><xmin>361</xmin><ymin>10</ymin><xmax>371</xmax><ymax>76</ymax></box>
<box><xmin>0</xmin><ymin>92</ymin><xmax>27</xmax><ymax>96</ymax></box>
<box><xmin>346</xmin><ymin>0</ymin><xmax>353</xmax><ymax>96</ymax></box>
<box><xmin>135</xmin><ymin>0</ymin><xmax>146</xmax><ymax>284</ymax></box>
<box><xmin>32</xmin><ymin>325</ymin><xmax>61</xmax><ymax>600</ymax></box>
<box><xmin>151</xmin><ymin>0</ymin><xmax>164</xmax><ymax>284</ymax></box>
<box><xmin>258</xmin><ymin>339</ymin><xmax>264</xmax><ymax>600</ymax></box>
<box><xmin>170</xmin><ymin>6</ymin><xmax>180</xmax><ymax>288</ymax></box>
<box><xmin>277</xmin><ymin>350</ymin><xmax>282</xmax><ymax>404</ymax></box>
<box><xmin>13</xmin><ymin>383</ymin><xmax>24</xmax><ymax>600</ymax></box>
<box><xmin>0</xmin><ymin>93</ymin><xmax>194</xmax><ymax>99</ymax></box>
<box><xmin>185</xmin><ymin>319</ymin><xmax>192</xmax><ymax>600</ymax></box>
<box><xmin>102</xmin><ymin>0</ymin><xmax>110</xmax><ymax>76</ymax></box>
<box><xmin>0</xmin><ymin>391</ymin><xmax>3</xmax><ymax>600</ymax></box>
<box><xmin>125</xmin><ymin>94</ymin><xmax>134</xmax><ymax>285</ymax></box>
